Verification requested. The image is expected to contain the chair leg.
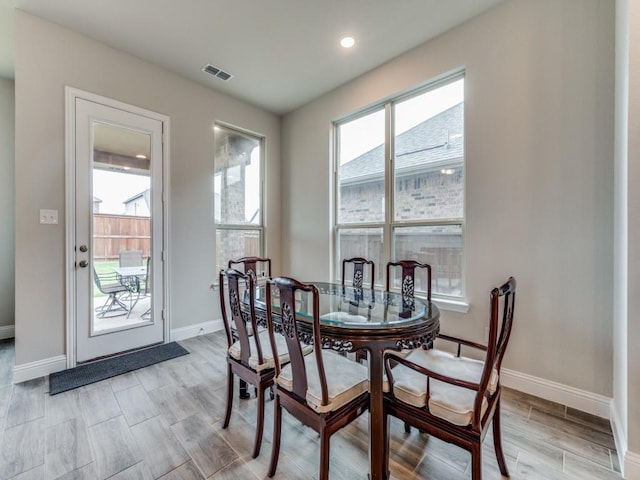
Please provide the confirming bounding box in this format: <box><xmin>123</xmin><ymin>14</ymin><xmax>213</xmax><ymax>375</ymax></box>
<box><xmin>252</xmin><ymin>384</ymin><xmax>266</xmax><ymax>458</ymax></box>
<box><xmin>383</xmin><ymin>411</ymin><xmax>390</xmax><ymax>478</ymax></box>
<box><xmin>125</xmin><ymin>290</ymin><xmax>142</xmax><ymax>319</ymax></box>
<box><xmin>268</xmin><ymin>396</ymin><xmax>282</xmax><ymax>477</ymax></box>
<box><xmin>222</xmin><ymin>365</ymin><xmax>233</xmax><ymax>429</ymax></box>
<box><xmin>404</xmin><ymin>422</ymin><xmax>411</xmax><ymax>433</ymax></box>
<box><xmin>319</xmin><ymin>428</ymin><xmax>330</xmax><ymax>480</ymax></box>
<box><xmin>492</xmin><ymin>398</ymin><xmax>510</xmax><ymax>477</ymax></box>
<box><xmin>471</xmin><ymin>442</ymin><xmax>482</xmax><ymax>480</ymax></box>
<box><xmin>96</xmin><ymin>293</ymin><xmax>128</xmax><ymax>318</ymax></box>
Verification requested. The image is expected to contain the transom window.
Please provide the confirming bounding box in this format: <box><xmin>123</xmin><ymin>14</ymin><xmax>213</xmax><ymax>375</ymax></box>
<box><xmin>334</xmin><ymin>74</ymin><xmax>465</xmax><ymax>300</ymax></box>
<box><xmin>214</xmin><ymin>125</ymin><xmax>264</xmax><ymax>274</ymax></box>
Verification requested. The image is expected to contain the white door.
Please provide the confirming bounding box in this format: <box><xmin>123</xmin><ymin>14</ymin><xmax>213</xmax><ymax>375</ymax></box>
<box><xmin>69</xmin><ymin>91</ymin><xmax>167</xmax><ymax>363</ymax></box>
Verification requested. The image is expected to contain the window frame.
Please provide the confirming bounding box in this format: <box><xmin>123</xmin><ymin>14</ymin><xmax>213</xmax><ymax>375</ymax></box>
<box><xmin>333</xmin><ymin>72</ymin><xmax>467</xmax><ymax>308</ymax></box>
<box><xmin>214</xmin><ymin>123</ymin><xmax>266</xmax><ymax>274</ymax></box>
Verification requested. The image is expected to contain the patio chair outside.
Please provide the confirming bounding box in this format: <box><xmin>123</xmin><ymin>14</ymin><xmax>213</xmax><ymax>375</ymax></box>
<box><xmin>119</xmin><ymin>249</ymin><xmax>143</xmax><ymax>267</ymax></box>
<box><xmin>93</xmin><ymin>269</ymin><xmax>131</xmax><ymax>318</ymax></box>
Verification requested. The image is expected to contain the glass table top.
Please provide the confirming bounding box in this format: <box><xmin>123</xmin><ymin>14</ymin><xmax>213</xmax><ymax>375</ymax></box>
<box><xmin>254</xmin><ymin>281</ymin><xmax>437</xmax><ymax>329</ymax></box>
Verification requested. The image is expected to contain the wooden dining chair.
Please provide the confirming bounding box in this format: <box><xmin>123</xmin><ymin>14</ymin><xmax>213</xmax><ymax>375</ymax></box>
<box><xmin>386</xmin><ymin>260</ymin><xmax>432</xmax><ymax>306</ymax></box>
<box><xmin>352</xmin><ymin>260</ymin><xmax>433</xmax><ymax>364</ymax></box>
<box><xmin>228</xmin><ymin>256</ymin><xmax>272</xmax><ymax>281</ymax></box>
<box><xmin>383</xmin><ymin>277</ymin><xmax>516</xmax><ymax>480</ymax></box>
<box><xmin>265</xmin><ymin>277</ymin><xmax>369</xmax><ymax>480</ymax></box>
<box><xmin>219</xmin><ymin>267</ymin><xmax>289</xmax><ymax>458</ymax></box>
<box><xmin>227</xmin><ymin>256</ymin><xmax>272</xmax><ymax>397</ymax></box>
<box><xmin>339</xmin><ymin>257</ymin><xmax>375</xmax><ymax>360</ymax></box>
<box><xmin>341</xmin><ymin>257</ymin><xmax>375</xmax><ymax>290</ymax></box>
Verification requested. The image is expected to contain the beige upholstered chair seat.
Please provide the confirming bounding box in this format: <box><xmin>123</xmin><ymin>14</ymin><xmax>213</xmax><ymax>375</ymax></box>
<box><xmin>231</xmin><ymin>320</ymin><xmax>262</xmax><ymax>337</ymax></box>
<box><xmin>389</xmin><ymin>348</ymin><xmax>499</xmax><ymax>426</ymax></box>
<box><xmin>277</xmin><ymin>350</ymin><xmax>369</xmax><ymax>413</ymax></box>
<box><xmin>229</xmin><ymin>330</ymin><xmax>312</xmax><ymax>372</ymax></box>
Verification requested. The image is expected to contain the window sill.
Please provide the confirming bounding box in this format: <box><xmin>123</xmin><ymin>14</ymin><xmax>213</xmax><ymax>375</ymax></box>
<box><xmin>432</xmin><ymin>297</ymin><xmax>469</xmax><ymax>313</ymax></box>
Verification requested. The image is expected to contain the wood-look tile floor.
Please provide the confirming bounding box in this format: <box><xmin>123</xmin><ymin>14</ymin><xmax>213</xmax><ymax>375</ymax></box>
<box><xmin>0</xmin><ymin>333</ymin><xmax>623</xmax><ymax>479</ymax></box>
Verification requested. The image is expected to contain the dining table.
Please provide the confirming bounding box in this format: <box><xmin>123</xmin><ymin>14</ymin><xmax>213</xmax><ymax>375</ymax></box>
<box><xmin>112</xmin><ymin>265</ymin><xmax>147</xmax><ymax>279</ymax></box>
<box><xmin>251</xmin><ymin>281</ymin><xmax>440</xmax><ymax>480</ymax></box>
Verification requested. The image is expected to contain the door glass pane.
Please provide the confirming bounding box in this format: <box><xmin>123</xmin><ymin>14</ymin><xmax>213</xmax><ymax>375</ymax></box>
<box><xmin>337</xmin><ymin>109</ymin><xmax>385</xmax><ymax>224</ymax></box>
<box><xmin>216</xmin><ymin>229</ymin><xmax>262</xmax><ymax>275</ymax></box>
<box><xmin>394</xmin><ymin>79</ymin><xmax>464</xmax><ymax>221</ymax></box>
<box><xmin>92</xmin><ymin>122</ymin><xmax>152</xmax><ymax>333</ymax></box>
<box><xmin>393</xmin><ymin>224</ymin><xmax>463</xmax><ymax>297</ymax></box>
<box><xmin>214</xmin><ymin>127</ymin><xmax>261</xmax><ymax>225</ymax></box>
<box><xmin>337</xmin><ymin>227</ymin><xmax>383</xmax><ymax>286</ymax></box>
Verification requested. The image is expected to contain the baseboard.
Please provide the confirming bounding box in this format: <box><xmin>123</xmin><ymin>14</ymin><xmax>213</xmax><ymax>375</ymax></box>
<box><xmin>0</xmin><ymin>324</ymin><xmax>15</xmax><ymax>340</ymax></box>
<box><xmin>10</xmin><ymin>321</ymin><xmax>223</xmax><ymax>383</ymax></box>
<box><xmin>12</xmin><ymin>355</ymin><xmax>67</xmax><ymax>384</ymax></box>
<box><xmin>501</xmin><ymin>368</ymin><xmax>611</xmax><ymax>419</ymax></box>
<box><xmin>169</xmin><ymin>319</ymin><xmax>223</xmax><ymax>342</ymax></box>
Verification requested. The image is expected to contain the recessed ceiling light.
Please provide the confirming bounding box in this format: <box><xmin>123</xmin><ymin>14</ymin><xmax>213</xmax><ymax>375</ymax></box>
<box><xmin>135</xmin><ymin>154</ymin><xmax>147</xmax><ymax>159</ymax></box>
<box><xmin>441</xmin><ymin>168</ymin><xmax>455</xmax><ymax>175</ymax></box>
<box><xmin>340</xmin><ymin>36</ymin><xmax>355</xmax><ymax>48</ymax></box>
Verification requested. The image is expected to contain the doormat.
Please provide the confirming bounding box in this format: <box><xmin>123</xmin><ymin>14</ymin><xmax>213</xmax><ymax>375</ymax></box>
<box><xmin>49</xmin><ymin>342</ymin><xmax>189</xmax><ymax>395</ymax></box>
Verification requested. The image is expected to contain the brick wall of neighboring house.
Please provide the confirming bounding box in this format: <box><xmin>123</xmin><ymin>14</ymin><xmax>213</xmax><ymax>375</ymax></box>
<box><xmin>338</xmin><ymin>163</ymin><xmax>464</xmax><ymax>295</ymax></box>
<box><xmin>339</xmin><ymin>165</ymin><xmax>463</xmax><ymax>223</ymax></box>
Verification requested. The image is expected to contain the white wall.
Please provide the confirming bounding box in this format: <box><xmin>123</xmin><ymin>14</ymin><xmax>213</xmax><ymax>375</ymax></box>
<box><xmin>625</xmin><ymin>0</ymin><xmax>640</xmax><ymax>475</ymax></box>
<box><xmin>0</xmin><ymin>77</ymin><xmax>14</xmax><ymax>334</ymax></box>
<box><xmin>13</xmin><ymin>12</ymin><xmax>281</xmax><ymax>366</ymax></box>
<box><xmin>282</xmin><ymin>0</ymin><xmax>615</xmax><ymax>397</ymax></box>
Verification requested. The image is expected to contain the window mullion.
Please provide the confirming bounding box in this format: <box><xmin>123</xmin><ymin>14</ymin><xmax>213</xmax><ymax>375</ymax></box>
<box><xmin>383</xmin><ymin>102</ymin><xmax>394</xmax><ymax>267</ymax></box>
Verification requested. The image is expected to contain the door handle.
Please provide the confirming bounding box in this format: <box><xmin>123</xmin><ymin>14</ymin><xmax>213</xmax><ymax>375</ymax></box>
<box><xmin>79</xmin><ymin>245</ymin><xmax>88</xmax><ymax>252</ymax></box>
<box><xmin>78</xmin><ymin>260</ymin><xmax>88</xmax><ymax>268</ymax></box>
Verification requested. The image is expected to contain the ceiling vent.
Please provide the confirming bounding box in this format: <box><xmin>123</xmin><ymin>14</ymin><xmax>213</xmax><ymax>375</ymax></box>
<box><xmin>202</xmin><ymin>64</ymin><xmax>234</xmax><ymax>81</ymax></box>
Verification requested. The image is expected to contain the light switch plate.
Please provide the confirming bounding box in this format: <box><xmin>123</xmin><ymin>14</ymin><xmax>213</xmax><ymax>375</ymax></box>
<box><xmin>39</xmin><ymin>209</ymin><xmax>58</xmax><ymax>224</ymax></box>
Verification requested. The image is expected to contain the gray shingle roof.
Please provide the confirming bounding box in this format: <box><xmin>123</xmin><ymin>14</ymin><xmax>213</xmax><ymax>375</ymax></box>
<box><xmin>340</xmin><ymin>102</ymin><xmax>463</xmax><ymax>184</ymax></box>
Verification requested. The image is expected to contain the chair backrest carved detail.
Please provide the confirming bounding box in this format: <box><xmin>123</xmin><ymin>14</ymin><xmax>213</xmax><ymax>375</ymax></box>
<box><xmin>386</xmin><ymin>260</ymin><xmax>432</xmax><ymax>302</ymax></box>
<box><xmin>219</xmin><ymin>268</ymin><xmax>264</xmax><ymax>367</ymax></box>
<box><xmin>228</xmin><ymin>256</ymin><xmax>272</xmax><ymax>281</ymax></box>
<box><xmin>341</xmin><ymin>257</ymin><xmax>375</xmax><ymax>291</ymax></box>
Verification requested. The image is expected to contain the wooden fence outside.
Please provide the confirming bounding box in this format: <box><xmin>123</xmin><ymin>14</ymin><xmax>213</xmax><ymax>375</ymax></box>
<box><xmin>93</xmin><ymin>213</ymin><xmax>151</xmax><ymax>261</ymax></box>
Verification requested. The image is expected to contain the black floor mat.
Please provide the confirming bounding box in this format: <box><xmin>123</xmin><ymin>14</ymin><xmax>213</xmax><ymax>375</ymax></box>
<box><xmin>49</xmin><ymin>342</ymin><xmax>189</xmax><ymax>395</ymax></box>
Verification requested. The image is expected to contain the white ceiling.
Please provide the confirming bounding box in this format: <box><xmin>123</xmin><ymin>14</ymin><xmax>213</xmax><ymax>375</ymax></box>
<box><xmin>0</xmin><ymin>0</ymin><xmax>504</xmax><ymax>115</ymax></box>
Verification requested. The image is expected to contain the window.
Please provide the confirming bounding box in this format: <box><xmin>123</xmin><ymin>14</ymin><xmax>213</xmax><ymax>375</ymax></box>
<box><xmin>214</xmin><ymin>125</ymin><xmax>264</xmax><ymax>274</ymax></box>
<box><xmin>335</xmin><ymin>74</ymin><xmax>465</xmax><ymax>300</ymax></box>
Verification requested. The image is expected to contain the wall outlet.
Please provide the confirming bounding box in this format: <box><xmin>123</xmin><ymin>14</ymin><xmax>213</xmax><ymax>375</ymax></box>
<box><xmin>39</xmin><ymin>209</ymin><xmax>58</xmax><ymax>225</ymax></box>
